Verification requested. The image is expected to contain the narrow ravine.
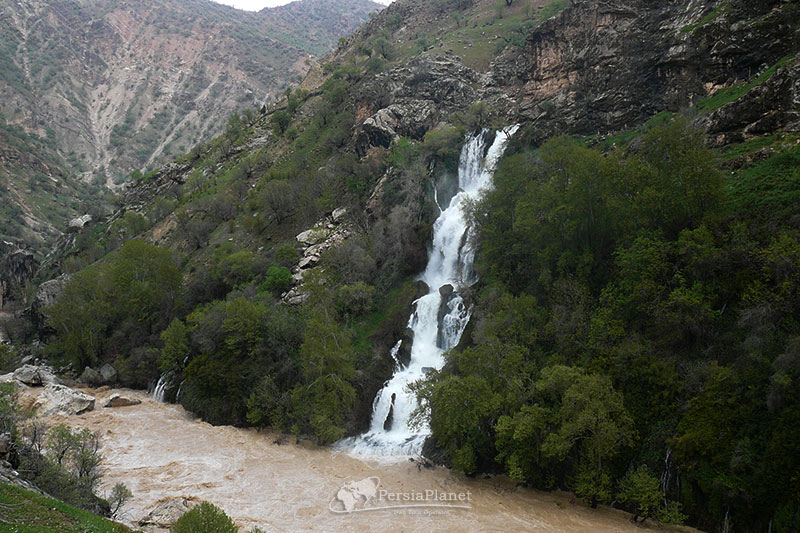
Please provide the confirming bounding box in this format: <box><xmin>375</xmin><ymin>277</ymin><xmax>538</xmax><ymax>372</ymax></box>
<box><xmin>343</xmin><ymin>127</ymin><xmax>519</xmax><ymax>457</ymax></box>
<box><xmin>33</xmin><ymin>387</ymin><xmax>665</xmax><ymax>532</ymax></box>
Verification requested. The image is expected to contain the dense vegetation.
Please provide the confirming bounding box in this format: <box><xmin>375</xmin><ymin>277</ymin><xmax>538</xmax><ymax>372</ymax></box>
<box><xmin>37</xmin><ymin>52</ymin><xmax>800</xmax><ymax>533</ymax></box>
<box><xmin>9</xmin><ymin>0</ymin><xmax>795</xmax><ymax>531</ymax></box>
<box><xmin>413</xmin><ymin>117</ymin><xmax>800</xmax><ymax>531</ymax></box>
<box><xmin>0</xmin><ymin>382</ymin><xmax>131</xmax><ymax>521</ymax></box>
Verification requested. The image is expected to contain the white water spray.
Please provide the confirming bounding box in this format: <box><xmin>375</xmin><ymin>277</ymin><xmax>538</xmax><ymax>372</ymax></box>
<box><xmin>343</xmin><ymin>125</ymin><xmax>519</xmax><ymax>457</ymax></box>
<box><xmin>151</xmin><ymin>374</ymin><xmax>170</xmax><ymax>403</ymax></box>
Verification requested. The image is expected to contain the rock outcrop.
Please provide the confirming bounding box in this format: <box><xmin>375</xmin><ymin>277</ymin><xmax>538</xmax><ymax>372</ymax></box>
<box><xmin>138</xmin><ymin>497</ymin><xmax>203</xmax><ymax>529</ymax></box>
<box><xmin>33</xmin><ymin>274</ymin><xmax>71</xmax><ymax>310</ymax></box>
<box><xmin>0</xmin><ymin>242</ymin><xmax>39</xmax><ymax>308</ymax></box>
<box><xmin>11</xmin><ymin>365</ymin><xmax>60</xmax><ymax>387</ymax></box>
<box><xmin>701</xmin><ymin>56</ymin><xmax>800</xmax><ymax>141</ymax></box>
<box><xmin>0</xmin><ymin>459</ymin><xmax>46</xmax><ymax>496</ymax></box>
<box><xmin>355</xmin><ymin>55</ymin><xmax>478</xmax><ymax>155</ymax></box>
<box><xmin>36</xmin><ymin>384</ymin><xmax>95</xmax><ymax>416</ymax></box>
<box><xmin>489</xmin><ymin>0</ymin><xmax>800</xmax><ymax>143</ymax></box>
<box><xmin>67</xmin><ymin>215</ymin><xmax>93</xmax><ymax>234</ymax></box>
<box><xmin>103</xmin><ymin>395</ymin><xmax>142</xmax><ymax>408</ymax></box>
<box><xmin>283</xmin><ymin>208</ymin><xmax>351</xmax><ymax>305</ymax></box>
<box><xmin>79</xmin><ymin>364</ymin><xmax>118</xmax><ymax>386</ymax></box>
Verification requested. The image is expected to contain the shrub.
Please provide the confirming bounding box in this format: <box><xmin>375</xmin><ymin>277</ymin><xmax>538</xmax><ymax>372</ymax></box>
<box><xmin>259</xmin><ymin>266</ymin><xmax>292</xmax><ymax>295</ymax></box>
<box><xmin>173</xmin><ymin>502</ymin><xmax>237</xmax><ymax>533</ymax></box>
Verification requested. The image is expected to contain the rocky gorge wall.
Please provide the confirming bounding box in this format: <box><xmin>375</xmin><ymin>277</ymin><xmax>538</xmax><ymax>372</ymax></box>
<box><xmin>349</xmin><ymin>0</ymin><xmax>799</xmax><ymax>155</ymax></box>
<box><xmin>492</xmin><ymin>0</ymin><xmax>800</xmax><ymax>142</ymax></box>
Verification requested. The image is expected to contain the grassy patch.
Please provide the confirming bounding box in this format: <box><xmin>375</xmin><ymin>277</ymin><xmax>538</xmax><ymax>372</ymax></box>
<box><xmin>719</xmin><ymin>133</ymin><xmax>800</xmax><ymax>161</ymax></box>
<box><xmin>393</xmin><ymin>0</ymin><xmax>569</xmax><ymax>71</ymax></box>
<box><xmin>681</xmin><ymin>2</ymin><xmax>730</xmax><ymax>33</ymax></box>
<box><xmin>0</xmin><ymin>483</ymin><xmax>132</xmax><ymax>533</ymax></box>
<box><xmin>695</xmin><ymin>53</ymin><xmax>795</xmax><ymax>112</ymax></box>
<box><xmin>726</xmin><ymin>143</ymin><xmax>800</xmax><ymax>221</ymax></box>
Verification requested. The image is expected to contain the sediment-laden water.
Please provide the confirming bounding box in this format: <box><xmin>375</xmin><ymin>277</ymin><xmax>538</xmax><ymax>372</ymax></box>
<box><xmin>31</xmin><ymin>387</ymin><xmax>662</xmax><ymax>532</ymax></box>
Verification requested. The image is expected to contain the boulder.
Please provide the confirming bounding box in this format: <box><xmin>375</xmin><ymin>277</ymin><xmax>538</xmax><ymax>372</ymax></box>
<box><xmin>331</xmin><ymin>207</ymin><xmax>347</xmax><ymax>224</ymax></box>
<box><xmin>34</xmin><ymin>274</ymin><xmax>71</xmax><ymax>309</ymax></box>
<box><xmin>297</xmin><ymin>255</ymin><xmax>320</xmax><ymax>270</ymax></box>
<box><xmin>79</xmin><ymin>367</ymin><xmax>104</xmax><ymax>386</ymax></box>
<box><xmin>36</xmin><ymin>384</ymin><xmax>95</xmax><ymax>415</ymax></box>
<box><xmin>12</xmin><ymin>365</ymin><xmax>59</xmax><ymax>387</ymax></box>
<box><xmin>296</xmin><ymin>228</ymin><xmax>328</xmax><ymax>246</ymax></box>
<box><xmin>139</xmin><ymin>497</ymin><xmax>202</xmax><ymax>529</ymax></box>
<box><xmin>396</xmin><ymin>327</ymin><xmax>415</xmax><ymax>368</ymax></box>
<box><xmin>438</xmin><ymin>284</ymin><xmax>454</xmax><ymax>298</ymax></box>
<box><xmin>99</xmin><ymin>363</ymin><xmax>117</xmax><ymax>384</ymax></box>
<box><xmin>67</xmin><ymin>214</ymin><xmax>93</xmax><ymax>233</ymax></box>
<box><xmin>103</xmin><ymin>395</ymin><xmax>142</xmax><ymax>408</ymax></box>
<box><xmin>357</xmin><ymin>108</ymin><xmax>399</xmax><ymax>153</ymax></box>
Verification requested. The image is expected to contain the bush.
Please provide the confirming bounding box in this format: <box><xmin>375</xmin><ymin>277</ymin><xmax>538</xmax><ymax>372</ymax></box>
<box><xmin>173</xmin><ymin>502</ymin><xmax>237</xmax><ymax>533</ymax></box>
<box><xmin>17</xmin><ymin>423</ymin><xmax>106</xmax><ymax>513</ymax></box>
<box><xmin>259</xmin><ymin>266</ymin><xmax>292</xmax><ymax>295</ymax></box>
<box><xmin>271</xmin><ymin>110</ymin><xmax>291</xmax><ymax>135</ymax></box>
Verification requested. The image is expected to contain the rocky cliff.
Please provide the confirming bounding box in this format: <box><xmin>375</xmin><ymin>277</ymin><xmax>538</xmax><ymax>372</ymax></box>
<box><xmin>0</xmin><ymin>0</ymin><xmax>380</xmax><ymax>252</ymax></box>
<box><xmin>493</xmin><ymin>0</ymin><xmax>800</xmax><ymax>142</ymax></box>
<box><xmin>343</xmin><ymin>0</ymin><xmax>799</xmax><ymax>152</ymax></box>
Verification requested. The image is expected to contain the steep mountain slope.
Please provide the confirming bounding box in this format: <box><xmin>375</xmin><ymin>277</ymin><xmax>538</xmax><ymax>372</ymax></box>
<box><xmin>0</xmin><ymin>0</ymin><xmax>380</xmax><ymax>251</ymax></box>
<box><xmin>18</xmin><ymin>0</ymin><xmax>800</xmax><ymax>531</ymax></box>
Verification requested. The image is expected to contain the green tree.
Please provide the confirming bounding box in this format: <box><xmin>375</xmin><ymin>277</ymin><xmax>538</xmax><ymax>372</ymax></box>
<box><xmin>427</xmin><ymin>375</ymin><xmax>501</xmax><ymax>474</ymax></box>
<box><xmin>271</xmin><ymin>109</ymin><xmax>291</xmax><ymax>135</ymax></box>
<box><xmin>47</xmin><ymin>240</ymin><xmax>181</xmax><ymax>371</ymax></box>
<box><xmin>173</xmin><ymin>502</ymin><xmax>237</xmax><ymax>533</ymax></box>
<box><xmin>539</xmin><ymin>369</ymin><xmax>636</xmax><ymax>507</ymax></box>
<box><xmin>160</xmin><ymin>318</ymin><xmax>189</xmax><ymax>372</ymax></box>
<box><xmin>617</xmin><ymin>465</ymin><xmax>662</xmax><ymax>522</ymax></box>
<box><xmin>290</xmin><ymin>308</ymin><xmax>356</xmax><ymax>444</ymax></box>
<box><xmin>108</xmin><ymin>482</ymin><xmax>132</xmax><ymax>519</ymax></box>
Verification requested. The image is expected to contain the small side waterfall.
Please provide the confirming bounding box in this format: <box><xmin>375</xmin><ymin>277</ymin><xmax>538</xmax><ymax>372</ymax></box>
<box><xmin>343</xmin><ymin>125</ymin><xmax>519</xmax><ymax>457</ymax></box>
<box><xmin>151</xmin><ymin>373</ymin><xmax>171</xmax><ymax>403</ymax></box>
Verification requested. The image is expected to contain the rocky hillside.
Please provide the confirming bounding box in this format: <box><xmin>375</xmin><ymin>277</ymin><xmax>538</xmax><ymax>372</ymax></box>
<box><xmin>0</xmin><ymin>0</ymin><xmax>380</xmax><ymax>251</ymax></box>
<box><xmin>12</xmin><ymin>0</ymin><xmax>800</xmax><ymax>531</ymax></box>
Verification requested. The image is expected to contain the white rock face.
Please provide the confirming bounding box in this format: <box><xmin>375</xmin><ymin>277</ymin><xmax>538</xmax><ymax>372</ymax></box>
<box><xmin>36</xmin><ymin>384</ymin><xmax>95</xmax><ymax>416</ymax></box>
<box><xmin>296</xmin><ymin>228</ymin><xmax>329</xmax><ymax>246</ymax></box>
<box><xmin>331</xmin><ymin>207</ymin><xmax>347</xmax><ymax>223</ymax></box>
<box><xmin>284</xmin><ymin>209</ymin><xmax>353</xmax><ymax>305</ymax></box>
<box><xmin>138</xmin><ymin>497</ymin><xmax>202</xmax><ymax>529</ymax></box>
<box><xmin>67</xmin><ymin>214</ymin><xmax>93</xmax><ymax>233</ymax></box>
<box><xmin>34</xmin><ymin>274</ymin><xmax>71</xmax><ymax>309</ymax></box>
<box><xmin>12</xmin><ymin>365</ymin><xmax>60</xmax><ymax>387</ymax></box>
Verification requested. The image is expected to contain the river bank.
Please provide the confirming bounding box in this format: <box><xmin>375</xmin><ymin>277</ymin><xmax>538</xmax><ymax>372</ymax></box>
<box><xmin>18</xmin><ymin>385</ymin><xmax>682</xmax><ymax>532</ymax></box>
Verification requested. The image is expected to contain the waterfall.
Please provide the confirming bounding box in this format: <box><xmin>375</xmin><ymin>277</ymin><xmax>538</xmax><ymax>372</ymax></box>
<box><xmin>151</xmin><ymin>373</ymin><xmax>171</xmax><ymax>403</ymax></box>
<box><xmin>342</xmin><ymin>125</ymin><xmax>519</xmax><ymax>457</ymax></box>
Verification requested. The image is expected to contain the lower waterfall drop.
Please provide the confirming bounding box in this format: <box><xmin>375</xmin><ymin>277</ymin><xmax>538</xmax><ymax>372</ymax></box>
<box><xmin>342</xmin><ymin>125</ymin><xmax>519</xmax><ymax>457</ymax></box>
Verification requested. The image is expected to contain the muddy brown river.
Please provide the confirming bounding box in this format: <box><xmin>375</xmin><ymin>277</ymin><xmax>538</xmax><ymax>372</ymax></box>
<box><xmin>32</xmin><ymin>387</ymin><xmax>671</xmax><ymax>532</ymax></box>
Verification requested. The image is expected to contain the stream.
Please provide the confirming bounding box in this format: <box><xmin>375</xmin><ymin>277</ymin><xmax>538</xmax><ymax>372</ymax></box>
<box><xmin>32</xmin><ymin>387</ymin><xmax>663</xmax><ymax>532</ymax></box>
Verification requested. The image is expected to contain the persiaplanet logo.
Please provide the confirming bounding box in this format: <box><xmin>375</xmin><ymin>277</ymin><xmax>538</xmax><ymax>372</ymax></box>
<box><xmin>329</xmin><ymin>477</ymin><xmax>473</xmax><ymax>514</ymax></box>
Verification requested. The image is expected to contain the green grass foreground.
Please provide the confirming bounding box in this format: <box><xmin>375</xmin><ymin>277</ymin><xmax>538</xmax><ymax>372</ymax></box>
<box><xmin>0</xmin><ymin>484</ymin><xmax>132</xmax><ymax>533</ymax></box>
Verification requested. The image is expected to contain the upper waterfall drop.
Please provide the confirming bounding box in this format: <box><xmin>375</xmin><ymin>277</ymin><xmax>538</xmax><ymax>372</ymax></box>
<box><xmin>342</xmin><ymin>125</ymin><xmax>519</xmax><ymax>458</ymax></box>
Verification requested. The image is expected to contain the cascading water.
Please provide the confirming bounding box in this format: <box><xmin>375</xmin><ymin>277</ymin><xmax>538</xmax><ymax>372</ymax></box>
<box><xmin>343</xmin><ymin>125</ymin><xmax>519</xmax><ymax>457</ymax></box>
<box><xmin>151</xmin><ymin>373</ymin><xmax>171</xmax><ymax>403</ymax></box>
